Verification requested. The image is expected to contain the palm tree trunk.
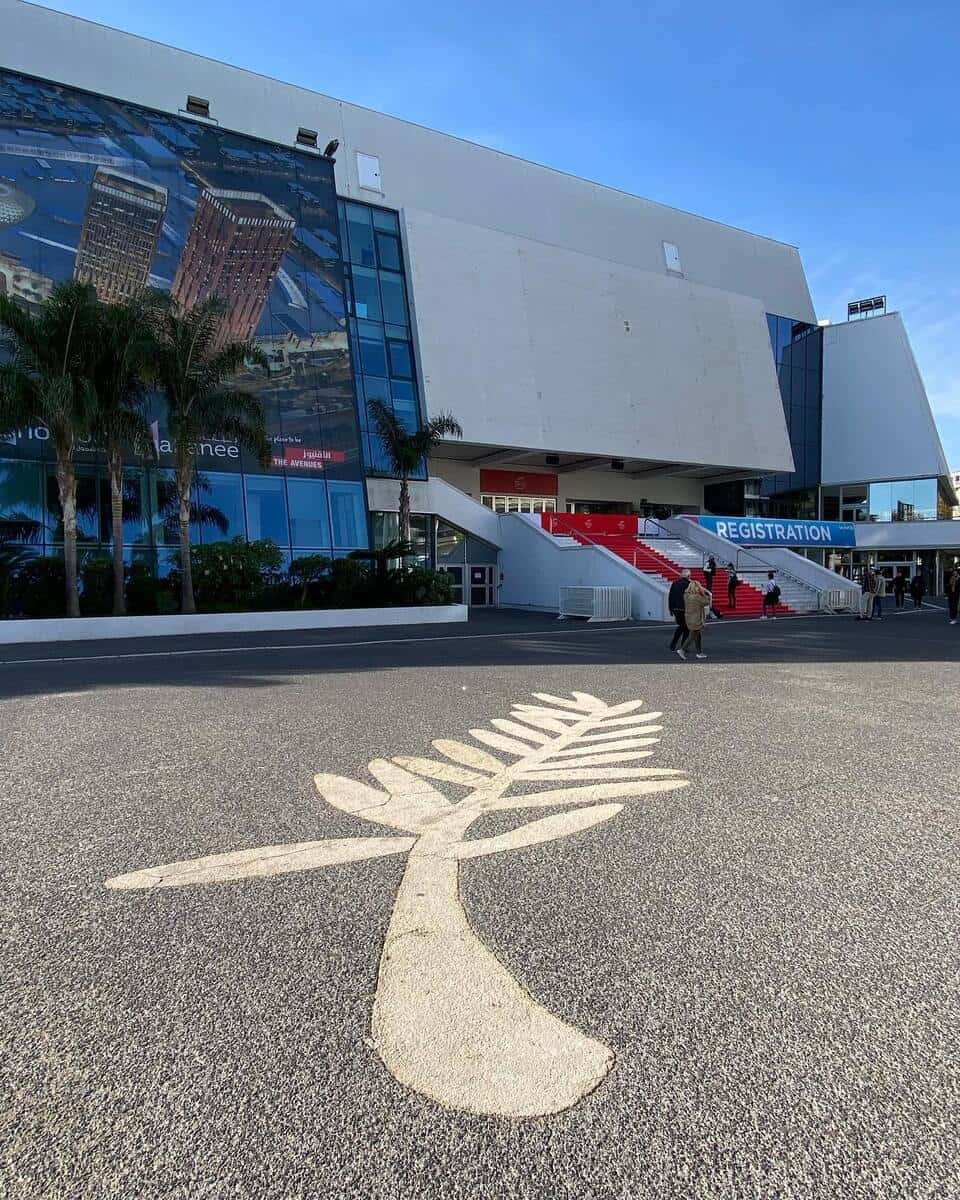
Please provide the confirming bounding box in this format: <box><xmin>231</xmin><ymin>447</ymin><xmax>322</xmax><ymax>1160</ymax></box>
<box><xmin>176</xmin><ymin>465</ymin><xmax>195</xmax><ymax>615</ymax></box>
<box><xmin>398</xmin><ymin>473</ymin><xmax>411</xmax><ymax>546</ymax></box>
<box><xmin>109</xmin><ymin>452</ymin><xmax>125</xmax><ymax>616</ymax></box>
<box><xmin>56</xmin><ymin>459</ymin><xmax>80</xmax><ymax>618</ymax></box>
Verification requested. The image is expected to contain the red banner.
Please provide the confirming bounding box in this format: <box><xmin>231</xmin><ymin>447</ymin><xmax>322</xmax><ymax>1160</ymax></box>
<box><xmin>480</xmin><ymin>469</ymin><xmax>558</xmax><ymax>496</ymax></box>
<box><xmin>541</xmin><ymin>512</ymin><xmax>639</xmax><ymax>536</ymax></box>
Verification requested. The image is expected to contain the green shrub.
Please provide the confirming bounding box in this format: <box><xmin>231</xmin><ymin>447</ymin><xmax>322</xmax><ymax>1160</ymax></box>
<box><xmin>186</xmin><ymin>538</ymin><xmax>284</xmax><ymax>611</ymax></box>
<box><xmin>288</xmin><ymin>554</ymin><xmax>332</xmax><ymax>608</ymax></box>
<box><xmin>388</xmin><ymin>566</ymin><xmax>453</xmax><ymax>607</ymax></box>
<box><xmin>125</xmin><ymin>559</ymin><xmax>172</xmax><ymax>615</ymax></box>
<box><xmin>6</xmin><ymin>555</ymin><xmax>66</xmax><ymax>618</ymax></box>
<box><xmin>327</xmin><ymin>557</ymin><xmax>374</xmax><ymax>608</ymax></box>
<box><xmin>79</xmin><ymin>554</ymin><xmax>114</xmax><ymax>616</ymax></box>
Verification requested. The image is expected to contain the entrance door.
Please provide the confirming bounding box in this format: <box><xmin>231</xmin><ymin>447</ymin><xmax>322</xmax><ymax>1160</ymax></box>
<box><xmin>468</xmin><ymin>565</ymin><xmax>497</xmax><ymax>607</ymax></box>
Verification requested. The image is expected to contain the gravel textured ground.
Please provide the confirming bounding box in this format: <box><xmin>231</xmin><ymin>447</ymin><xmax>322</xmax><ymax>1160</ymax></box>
<box><xmin>2</xmin><ymin>609</ymin><xmax>958</xmax><ymax>1199</ymax></box>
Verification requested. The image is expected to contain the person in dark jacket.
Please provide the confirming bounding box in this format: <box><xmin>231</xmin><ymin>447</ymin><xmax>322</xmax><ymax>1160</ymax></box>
<box><xmin>727</xmin><ymin>562</ymin><xmax>739</xmax><ymax>610</ymax></box>
<box><xmin>668</xmin><ymin>570</ymin><xmax>691</xmax><ymax>656</ymax></box>
<box><xmin>946</xmin><ymin>567</ymin><xmax>960</xmax><ymax>625</ymax></box>
<box><xmin>892</xmin><ymin>570</ymin><xmax>907</xmax><ymax>609</ymax></box>
<box><xmin>910</xmin><ymin>573</ymin><xmax>925</xmax><ymax>609</ymax></box>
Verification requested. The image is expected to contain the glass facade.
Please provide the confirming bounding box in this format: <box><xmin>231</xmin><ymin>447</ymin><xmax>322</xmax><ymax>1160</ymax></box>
<box><xmin>0</xmin><ymin>68</ymin><xmax>370</xmax><ymax>564</ymax></box>
<box><xmin>822</xmin><ymin>479</ymin><xmax>944</xmax><ymax>523</ymax></box>
<box><xmin>339</xmin><ymin>201</ymin><xmax>425</xmax><ymax>478</ymax></box>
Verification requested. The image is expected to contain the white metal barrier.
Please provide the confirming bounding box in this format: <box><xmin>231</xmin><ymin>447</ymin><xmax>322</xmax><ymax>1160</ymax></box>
<box><xmin>558</xmin><ymin>586</ymin><xmax>632</xmax><ymax>621</ymax></box>
<box><xmin>824</xmin><ymin>588</ymin><xmax>859</xmax><ymax>612</ymax></box>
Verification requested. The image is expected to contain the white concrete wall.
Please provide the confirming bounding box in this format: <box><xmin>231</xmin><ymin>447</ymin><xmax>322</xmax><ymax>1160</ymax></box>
<box><xmin>0</xmin><ymin>605</ymin><xmax>469</xmax><ymax>645</ymax></box>
<box><xmin>406</xmin><ymin>208</ymin><xmax>795</xmax><ymax>471</ymax></box>
<box><xmin>821</xmin><ymin>314</ymin><xmax>951</xmax><ymax>487</ymax></box>
<box><xmin>498</xmin><ymin>516</ymin><xmax>669</xmax><ymax>620</ymax></box>
<box><xmin>3</xmin><ymin>1</ymin><xmax>807</xmax><ymax>476</ymax></box>
<box><xmin>365</xmin><ymin>476</ymin><xmax>502</xmax><ymax>546</ymax></box>
<box><xmin>431</xmin><ymin>458</ymin><xmax>705</xmax><ymax>511</ymax></box>
<box><xmin>3</xmin><ymin>1</ymin><xmax>815</xmax><ymax>321</ymax></box>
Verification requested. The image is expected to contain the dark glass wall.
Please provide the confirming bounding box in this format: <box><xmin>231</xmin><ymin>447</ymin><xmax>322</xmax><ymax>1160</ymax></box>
<box><xmin>339</xmin><ymin>200</ymin><xmax>425</xmax><ymax>479</ymax></box>
<box><xmin>0</xmin><ymin>68</ymin><xmax>368</xmax><ymax>561</ymax></box>
<box><xmin>704</xmin><ymin>314</ymin><xmax>823</xmax><ymax>519</ymax></box>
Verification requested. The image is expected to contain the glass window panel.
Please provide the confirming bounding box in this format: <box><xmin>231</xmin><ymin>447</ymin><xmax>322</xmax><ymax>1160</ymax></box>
<box><xmin>149</xmin><ymin>470</ymin><xmax>180</xmax><ymax>547</ymax></box>
<box><xmin>373</xmin><ymin>511</ymin><xmax>399</xmax><ymax>548</ymax></box>
<box><xmin>194</xmin><ymin>472</ymin><xmax>245</xmax><ymax>543</ymax></box>
<box><xmin>351</xmin><ymin>265</ymin><xmax>382</xmax><ymax>321</ymax></box>
<box><xmin>384</xmin><ymin>323</ymin><xmax>408</xmax><ymax>340</ymax></box>
<box><xmin>372</xmin><ymin>209</ymin><xmax>399</xmax><ymax>233</ymax></box>
<box><xmin>0</xmin><ymin>461</ymin><xmax>45</xmax><ymax>543</ymax></box>
<box><xmin>344</xmin><ymin>202</ymin><xmax>372</xmax><ymax>224</ymax></box>
<box><xmin>388</xmin><ymin>340</ymin><xmax>414</xmax><ymax>379</ymax></box>
<box><xmin>328</xmin><ymin>481</ymin><xmax>367</xmax><ymax>548</ymax></box>
<box><xmin>359</xmin><ymin>330</ymin><xmax>388</xmax><ymax>376</ymax></box>
<box><xmin>376</xmin><ymin>232</ymin><xmax>401</xmax><ymax>271</ymax></box>
<box><xmin>465</xmin><ymin>536</ymin><xmax>498</xmax><ymax>564</ymax></box>
<box><xmin>436</xmin><ymin>519</ymin><xmax>466</xmax><ymax>563</ymax></box>
<box><xmin>288</xmin><ymin>477</ymin><xmax>332</xmax><ymax>548</ymax></box>
<box><xmin>379</xmin><ymin>272</ymin><xmax>408</xmax><ymax>325</ymax></box>
<box><xmin>244</xmin><ymin>474</ymin><xmax>289</xmax><ymax>544</ymax></box>
<box><xmin>347</xmin><ymin>215</ymin><xmax>376</xmax><ymax>267</ymax></box>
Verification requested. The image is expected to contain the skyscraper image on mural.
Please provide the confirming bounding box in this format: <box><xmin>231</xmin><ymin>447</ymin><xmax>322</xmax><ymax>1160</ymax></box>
<box><xmin>0</xmin><ymin>67</ymin><xmax>369</xmax><ymax>564</ymax></box>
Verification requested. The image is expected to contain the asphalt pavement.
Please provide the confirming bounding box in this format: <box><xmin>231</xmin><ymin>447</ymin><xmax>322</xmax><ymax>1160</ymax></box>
<box><xmin>2</xmin><ymin>606</ymin><xmax>958</xmax><ymax>1198</ymax></box>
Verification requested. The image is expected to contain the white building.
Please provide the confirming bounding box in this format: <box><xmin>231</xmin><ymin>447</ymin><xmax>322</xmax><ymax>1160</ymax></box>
<box><xmin>1</xmin><ymin>0</ymin><xmax>957</xmax><ymax>611</ymax></box>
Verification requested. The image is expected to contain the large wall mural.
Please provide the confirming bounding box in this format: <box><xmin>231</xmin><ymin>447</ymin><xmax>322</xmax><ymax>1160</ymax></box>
<box><xmin>0</xmin><ymin>69</ymin><xmax>367</xmax><ymax>554</ymax></box>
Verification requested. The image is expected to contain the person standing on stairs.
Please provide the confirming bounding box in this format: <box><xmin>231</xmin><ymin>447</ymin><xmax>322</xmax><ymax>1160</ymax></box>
<box><xmin>762</xmin><ymin>571</ymin><xmax>781</xmax><ymax>619</ymax></box>
<box><xmin>668</xmin><ymin>570</ymin><xmax>692</xmax><ymax>658</ymax></box>
<box><xmin>703</xmin><ymin>555</ymin><xmax>723</xmax><ymax>620</ymax></box>
<box><xmin>681</xmin><ymin>577</ymin><xmax>712</xmax><ymax>659</ymax></box>
<box><xmin>727</xmin><ymin>562</ymin><xmax>740</xmax><ymax>610</ymax></box>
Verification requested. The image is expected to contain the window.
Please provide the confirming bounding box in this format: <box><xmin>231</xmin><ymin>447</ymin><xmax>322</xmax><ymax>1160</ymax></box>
<box><xmin>357</xmin><ymin>152</ymin><xmax>382</xmax><ymax>191</ymax></box>
<box><xmin>387</xmin><ymin>339</ymin><xmax>413</xmax><ymax>379</ymax></box>
<box><xmin>328</xmin><ymin>481</ymin><xmax>367</xmax><ymax>548</ymax></box>
<box><xmin>379</xmin><ymin>272</ymin><xmax>408</xmax><ymax>325</ymax></box>
<box><xmin>46</xmin><ymin>468</ymin><xmax>98</xmax><ymax>543</ymax></box>
<box><xmin>663</xmin><ymin>241</ymin><xmax>682</xmax><ymax>273</ymax></box>
<box><xmin>351</xmin><ymin>266</ymin><xmax>382</xmax><ymax>321</ymax></box>
<box><xmin>244</xmin><ymin>474</ymin><xmax>288</xmax><ymax>543</ymax></box>
<box><xmin>195</xmin><ymin>472</ymin><xmax>245</xmax><ymax>543</ymax></box>
<box><xmin>0</xmin><ymin>461</ymin><xmax>45</xmax><ymax>543</ymax></box>
<box><xmin>376</xmin><ymin>232</ymin><xmax>401</xmax><ymax>271</ymax></box>
<box><xmin>288</xmin><ymin>478</ymin><xmax>332</xmax><ymax>548</ymax></box>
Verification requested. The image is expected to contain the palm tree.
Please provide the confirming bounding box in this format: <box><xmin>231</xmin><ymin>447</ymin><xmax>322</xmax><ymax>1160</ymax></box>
<box><xmin>152</xmin><ymin>297</ymin><xmax>270</xmax><ymax>614</ymax></box>
<box><xmin>89</xmin><ymin>290</ymin><xmax>164</xmax><ymax>616</ymax></box>
<box><xmin>367</xmin><ymin>400</ymin><xmax>462</xmax><ymax>544</ymax></box>
<box><xmin>0</xmin><ymin>282</ymin><xmax>101</xmax><ymax>617</ymax></box>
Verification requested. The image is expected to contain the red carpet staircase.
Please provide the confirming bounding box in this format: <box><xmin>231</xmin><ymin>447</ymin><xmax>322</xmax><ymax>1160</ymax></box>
<box><xmin>541</xmin><ymin>514</ymin><xmax>792</xmax><ymax>618</ymax></box>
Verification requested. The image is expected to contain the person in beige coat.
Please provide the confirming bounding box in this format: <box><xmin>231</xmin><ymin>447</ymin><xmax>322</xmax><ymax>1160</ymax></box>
<box><xmin>679</xmin><ymin>578</ymin><xmax>712</xmax><ymax>660</ymax></box>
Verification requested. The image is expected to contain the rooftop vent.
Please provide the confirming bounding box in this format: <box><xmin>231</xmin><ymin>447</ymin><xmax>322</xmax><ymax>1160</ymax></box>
<box><xmin>185</xmin><ymin>95</ymin><xmax>210</xmax><ymax>119</ymax></box>
<box><xmin>297</xmin><ymin>127</ymin><xmax>318</xmax><ymax>148</ymax></box>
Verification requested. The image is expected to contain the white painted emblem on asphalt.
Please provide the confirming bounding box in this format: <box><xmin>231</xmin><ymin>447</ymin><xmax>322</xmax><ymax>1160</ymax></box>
<box><xmin>105</xmin><ymin>692</ymin><xmax>688</xmax><ymax>1117</ymax></box>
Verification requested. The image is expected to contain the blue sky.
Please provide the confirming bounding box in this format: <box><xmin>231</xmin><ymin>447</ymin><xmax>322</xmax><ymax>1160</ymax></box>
<box><xmin>51</xmin><ymin>0</ymin><xmax>960</xmax><ymax>466</ymax></box>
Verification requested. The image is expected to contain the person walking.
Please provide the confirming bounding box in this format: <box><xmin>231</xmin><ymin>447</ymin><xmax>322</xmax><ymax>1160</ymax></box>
<box><xmin>727</xmin><ymin>561</ymin><xmax>739</xmax><ymax>610</ymax></box>
<box><xmin>680</xmin><ymin>576</ymin><xmax>711</xmax><ymax>659</ymax></box>
<box><xmin>668</xmin><ymin>569</ymin><xmax>692</xmax><ymax>658</ymax></box>
<box><xmin>892</xmin><ymin>569</ymin><xmax>907</xmax><ymax>609</ymax></box>
<box><xmin>761</xmin><ymin>571</ymin><xmax>781</xmax><ymax>619</ymax></box>
<box><xmin>909</xmin><ymin>572</ymin><xmax>925</xmax><ymax>609</ymax></box>
<box><xmin>872</xmin><ymin>569</ymin><xmax>887</xmax><ymax>620</ymax></box>
<box><xmin>858</xmin><ymin>566</ymin><xmax>877</xmax><ymax>621</ymax></box>
<box><xmin>946</xmin><ymin>566</ymin><xmax>960</xmax><ymax>626</ymax></box>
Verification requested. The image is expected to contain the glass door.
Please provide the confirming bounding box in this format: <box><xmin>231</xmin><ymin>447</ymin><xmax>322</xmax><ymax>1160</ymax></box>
<box><xmin>468</xmin><ymin>565</ymin><xmax>496</xmax><ymax>606</ymax></box>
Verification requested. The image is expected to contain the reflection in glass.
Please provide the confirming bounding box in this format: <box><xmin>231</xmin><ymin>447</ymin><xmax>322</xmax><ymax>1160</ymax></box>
<box><xmin>288</xmin><ymin>477</ymin><xmax>332</xmax><ymax>548</ymax></box>
<box><xmin>0</xmin><ymin>462</ymin><xmax>45</xmax><ymax>542</ymax></box>
<box><xmin>379</xmin><ymin>272</ymin><xmax>408</xmax><ymax>325</ymax></box>
<box><xmin>328</xmin><ymin>481</ymin><xmax>367</xmax><ymax>548</ymax></box>
<box><xmin>195</xmin><ymin>472</ymin><xmax>244</xmax><ymax>542</ymax></box>
<box><xmin>244</xmin><ymin>474</ymin><xmax>288</xmax><ymax>543</ymax></box>
<box><xmin>46</xmin><ymin>469</ymin><xmax>99</xmax><ymax>542</ymax></box>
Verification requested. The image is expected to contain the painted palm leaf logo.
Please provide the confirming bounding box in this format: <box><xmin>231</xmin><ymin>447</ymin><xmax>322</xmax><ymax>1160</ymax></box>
<box><xmin>106</xmin><ymin>692</ymin><xmax>688</xmax><ymax>1117</ymax></box>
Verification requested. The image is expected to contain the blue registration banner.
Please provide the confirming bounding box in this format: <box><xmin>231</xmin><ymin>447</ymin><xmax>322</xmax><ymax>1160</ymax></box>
<box><xmin>698</xmin><ymin>516</ymin><xmax>857</xmax><ymax>548</ymax></box>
